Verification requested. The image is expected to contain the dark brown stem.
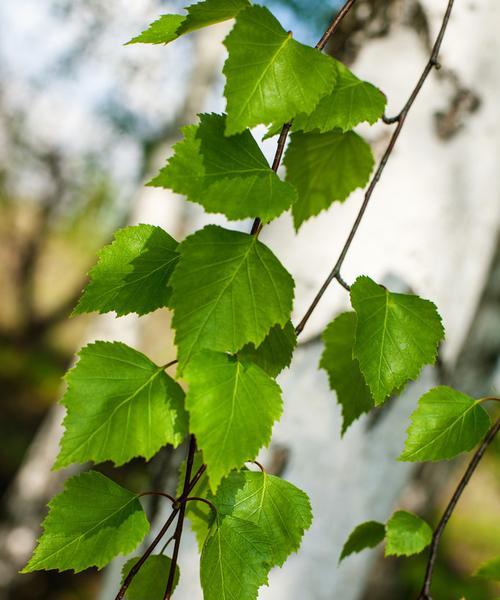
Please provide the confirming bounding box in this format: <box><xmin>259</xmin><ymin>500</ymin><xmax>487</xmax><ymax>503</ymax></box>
<box><xmin>183</xmin><ymin>496</ymin><xmax>217</xmax><ymax>513</ymax></box>
<box><xmin>250</xmin><ymin>0</ymin><xmax>359</xmax><ymax>238</ymax></box>
<box><xmin>114</xmin><ymin>509</ymin><xmax>179</xmax><ymax>600</ymax></box>
<box><xmin>161</xmin><ymin>359</ymin><xmax>178</xmax><ymax>371</ymax></box>
<box><xmin>295</xmin><ymin>0</ymin><xmax>455</xmax><ymax>336</ymax></box>
<box><xmin>163</xmin><ymin>435</ymin><xmax>197</xmax><ymax>600</ymax></box>
<box><xmin>139</xmin><ymin>491</ymin><xmax>176</xmax><ymax>503</ymax></box>
<box><xmin>417</xmin><ymin>417</ymin><xmax>500</xmax><ymax>600</ymax></box>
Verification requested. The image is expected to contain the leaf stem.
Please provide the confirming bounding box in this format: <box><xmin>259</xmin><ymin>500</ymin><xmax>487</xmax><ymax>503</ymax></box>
<box><xmin>163</xmin><ymin>435</ymin><xmax>197</xmax><ymax>600</ymax></box>
<box><xmin>417</xmin><ymin>417</ymin><xmax>500</xmax><ymax>600</ymax></box>
<box><xmin>250</xmin><ymin>0</ymin><xmax>360</xmax><ymax>239</ymax></box>
<box><xmin>295</xmin><ymin>0</ymin><xmax>455</xmax><ymax>336</ymax></box>
<box><xmin>139</xmin><ymin>491</ymin><xmax>176</xmax><ymax>503</ymax></box>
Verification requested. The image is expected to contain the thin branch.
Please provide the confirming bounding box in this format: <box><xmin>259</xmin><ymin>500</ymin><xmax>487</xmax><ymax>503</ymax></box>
<box><xmin>295</xmin><ymin>0</ymin><xmax>455</xmax><ymax>336</ymax></box>
<box><xmin>250</xmin><ymin>0</ymin><xmax>359</xmax><ymax>238</ymax></box>
<box><xmin>139</xmin><ymin>491</ymin><xmax>176</xmax><ymax>503</ymax></box>
<box><xmin>163</xmin><ymin>435</ymin><xmax>197</xmax><ymax>600</ymax></box>
<box><xmin>183</xmin><ymin>496</ymin><xmax>217</xmax><ymax>513</ymax></box>
<box><xmin>417</xmin><ymin>417</ymin><xmax>500</xmax><ymax>600</ymax></box>
<box><xmin>161</xmin><ymin>359</ymin><xmax>178</xmax><ymax>371</ymax></box>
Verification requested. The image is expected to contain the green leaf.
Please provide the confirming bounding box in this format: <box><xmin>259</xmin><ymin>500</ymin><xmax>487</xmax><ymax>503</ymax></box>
<box><xmin>223</xmin><ymin>5</ymin><xmax>336</xmax><ymax>134</ymax></box>
<box><xmin>474</xmin><ymin>556</ymin><xmax>500</xmax><ymax>581</ymax></box>
<box><xmin>121</xmin><ymin>555</ymin><xmax>179</xmax><ymax>599</ymax></box>
<box><xmin>23</xmin><ymin>471</ymin><xmax>149</xmax><ymax>573</ymax></box>
<box><xmin>150</xmin><ymin>114</ymin><xmax>297</xmax><ymax>222</ymax></box>
<box><xmin>127</xmin><ymin>0</ymin><xmax>249</xmax><ymax>45</ymax></box>
<box><xmin>294</xmin><ymin>61</ymin><xmax>386</xmax><ymax>133</ymax></box>
<box><xmin>170</xmin><ymin>225</ymin><xmax>294</xmax><ymax>369</ymax></box>
<box><xmin>339</xmin><ymin>521</ymin><xmax>385</xmax><ymax>562</ymax></box>
<box><xmin>399</xmin><ymin>386</ymin><xmax>491</xmax><ymax>462</ymax></box>
<box><xmin>385</xmin><ymin>511</ymin><xmax>432</xmax><ymax>557</ymax></box>
<box><xmin>73</xmin><ymin>225</ymin><xmax>178</xmax><ymax>317</ymax></box>
<box><xmin>320</xmin><ymin>312</ymin><xmax>374</xmax><ymax>435</ymax></box>
<box><xmin>200</xmin><ymin>515</ymin><xmax>271</xmax><ymax>600</ymax></box>
<box><xmin>284</xmin><ymin>130</ymin><xmax>374</xmax><ymax>229</ymax></box>
<box><xmin>350</xmin><ymin>276</ymin><xmax>444</xmax><ymax>405</ymax></box>
<box><xmin>55</xmin><ymin>341</ymin><xmax>188</xmax><ymax>469</ymax></box>
<box><xmin>238</xmin><ymin>321</ymin><xmax>296</xmax><ymax>377</ymax></box>
<box><xmin>184</xmin><ymin>351</ymin><xmax>283</xmax><ymax>491</ymax></box>
<box><xmin>214</xmin><ymin>470</ymin><xmax>312</xmax><ymax>567</ymax></box>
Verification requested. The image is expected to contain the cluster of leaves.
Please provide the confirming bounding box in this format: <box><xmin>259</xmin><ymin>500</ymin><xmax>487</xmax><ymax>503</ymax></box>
<box><xmin>23</xmin><ymin>0</ymin><xmax>499</xmax><ymax>598</ymax></box>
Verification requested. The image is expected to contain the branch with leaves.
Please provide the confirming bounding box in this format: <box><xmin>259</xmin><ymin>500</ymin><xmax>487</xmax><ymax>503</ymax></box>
<box><xmin>21</xmin><ymin>1</ymin><xmax>499</xmax><ymax>599</ymax></box>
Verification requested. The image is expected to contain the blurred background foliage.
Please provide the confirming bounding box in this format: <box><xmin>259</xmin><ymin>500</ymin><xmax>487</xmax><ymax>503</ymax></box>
<box><xmin>0</xmin><ymin>1</ymin><xmax>498</xmax><ymax>599</ymax></box>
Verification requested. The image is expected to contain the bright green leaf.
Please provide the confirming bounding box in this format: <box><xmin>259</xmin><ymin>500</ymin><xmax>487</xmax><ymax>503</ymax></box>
<box><xmin>223</xmin><ymin>5</ymin><xmax>336</xmax><ymax>134</ymax></box>
<box><xmin>385</xmin><ymin>511</ymin><xmax>432</xmax><ymax>557</ymax></box>
<box><xmin>184</xmin><ymin>351</ymin><xmax>283</xmax><ymax>491</ymax></box>
<box><xmin>474</xmin><ymin>556</ymin><xmax>500</xmax><ymax>581</ymax></box>
<box><xmin>350</xmin><ymin>276</ymin><xmax>444</xmax><ymax>405</ymax></box>
<box><xmin>73</xmin><ymin>225</ymin><xmax>178</xmax><ymax>317</ymax></box>
<box><xmin>149</xmin><ymin>114</ymin><xmax>297</xmax><ymax>222</ymax></box>
<box><xmin>399</xmin><ymin>386</ymin><xmax>491</xmax><ymax>462</ymax></box>
<box><xmin>320</xmin><ymin>312</ymin><xmax>374</xmax><ymax>435</ymax></box>
<box><xmin>294</xmin><ymin>61</ymin><xmax>386</xmax><ymax>133</ymax></box>
<box><xmin>121</xmin><ymin>554</ymin><xmax>179</xmax><ymax>599</ymax></box>
<box><xmin>55</xmin><ymin>341</ymin><xmax>188</xmax><ymax>469</ymax></box>
<box><xmin>339</xmin><ymin>521</ymin><xmax>385</xmax><ymax>562</ymax></box>
<box><xmin>23</xmin><ymin>471</ymin><xmax>149</xmax><ymax>573</ymax></box>
<box><xmin>238</xmin><ymin>321</ymin><xmax>296</xmax><ymax>377</ymax></box>
<box><xmin>127</xmin><ymin>0</ymin><xmax>249</xmax><ymax>45</ymax></box>
<box><xmin>284</xmin><ymin>130</ymin><xmax>374</xmax><ymax>229</ymax></box>
<box><xmin>214</xmin><ymin>470</ymin><xmax>312</xmax><ymax>567</ymax></box>
<box><xmin>200</xmin><ymin>515</ymin><xmax>271</xmax><ymax>600</ymax></box>
<box><xmin>170</xmin><ymin>225</ymin><xmax>294</xmax><ymax>369</ymax></box>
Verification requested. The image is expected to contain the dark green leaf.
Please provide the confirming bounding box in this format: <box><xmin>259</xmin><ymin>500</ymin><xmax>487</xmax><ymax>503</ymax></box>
<box><xmin>474</xmin><ymin>556</ymin><xmax>500</xmax><ymax>581</ymax></box>
<box><xmin>339</xmin><ymin>521</ymin><xmax>385</xmax><ymax>562</ymax></box>
<box><xmin>320</xmin><ymin>312</ymin><xmax>374</xmax><ymax>435</ymax></box>
<box><xmin>223</xmin><ymin>5</ymin><xmax>336</xmax><ymax>134</ymax></box>
<box><xmin>121</xmin><ymin>555</ymin><xmax>179</xmax><ymax>599</ymax></box>
<box><xmin>400</xmin><ymin>386</ymin><xmax>491</xmax><ymax>462</ymax></box>
<box><xmin>350</xmin><ymin>276</ymin><xmax>444</xmax><ymax>405</ymax></box>
<box><xmin>55</xmin><ymin>342</ymin><xmax>188</xmax><ymax>469</ymax></box>
<box><xmin>23</xmin><ymin>472</ymin><xmax>149</xmax><ymax>573</ymax></box>
<box><xmin>170</xmin><ymin>225</ymin><xmax>294</xmax><ymax>369</ymax></box>
<box><xmin>238</xmin><ymin>321</ymin><xmax>296</xmax><ymax>377</ymax></box>
<box><xmin>184</xmin><ymin>351</ymin><xmax>283</xmax><ymax>491</ymax></box>
<box><xmin>73</xmin><ymin>225</ymin><xmax>178</xmax><ymax>317</ymax></box>
<box><xmin>284</xmin><ymin>130</ymin><xmax>374</xmax><ymax>229</ymax></box>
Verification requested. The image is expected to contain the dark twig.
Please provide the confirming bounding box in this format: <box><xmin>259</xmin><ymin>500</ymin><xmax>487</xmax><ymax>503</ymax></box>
<box><xmin>295</xmin><ymin>0</ymin><xmax>455</xmax><ymax>336</ymax></box>
<box><xmin>183</xmin><ymin>496</ymin><xmax>217</xmax><ymax>513</ymax></box>
<box><xmin>163</xmin><ymin>435</ymin><xmax>197</xmax><ymax>600</ymax></box>
<box><xmin>161</xmin><ymin>359</ymin><xmax>178</xmax><ymax>371</ymax></box>
<box><xmin>250</xmin><ymin>0</ymin><xmax>359</xmax><ymax>238</ymax></box>
<box><xmin>417</xmin><ymin>417</ymin><xmax>500</xmax><ymax>600</ymax></box>
<box><xmin>139</xmin><ymin>491</ymin><xmax>176</xmax><ymax>503</ymax></box>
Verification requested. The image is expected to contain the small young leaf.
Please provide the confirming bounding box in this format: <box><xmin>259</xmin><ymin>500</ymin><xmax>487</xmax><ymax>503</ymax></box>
<box><xmin>223</xmin><ymin>5</ymin><xmax>336</xmax><ymax>134</ymax></box>
<box><xmin>238</xmin><ymin>321</ymin><xmax>297</xmax><ymax>377</ymax></box>
<box><xmin>73</xmin><ymin>225</ymin><xmax>178</xmax><ymax>317</ymax></box>
<box><xmin>121</xmin><ymin>555</ymin><xmax>180</xmax><ymax>599</ymax></box>
<box><xmin>320</xmin><ymin>312</ymin><xmax>374</xmax><ymax>435</ymax></box>
<box><xmin>385</xmin><ymin>511</ymin><xmax>432</xmax><ymax>557</ymax></box>
<box><xmin>23</xmin><ymin>471</ymin><xmax>149</xmax><ymax>573</ymax></box>
<box><xmin>184</xmin><ymin>351</ymin><xmax>283</xmax><ymax>491</ymax></box>
<box><xmin>400</xmin><ymin>386</ymin><xmax>491</xmax><ymax>462</ymax></box>
<box><xmin>55</xmin><ymin>341</ymin><xmax>188</xmax><ymax>469</ymax></box>
<box><xmin>350</xmin><ymin>276</ymin><xmax>444</xmax><ymax>405</ymax></box>
<box><xmin>284</xmin><ymin>130</ymin><xmax>374</xmax><ymax>229</ymax></box>
<box><xmin>339</xmin><ymin>521</ymin><xmax>385</xmax><ymax>562</ymax></box>
<box><xmin>294</xmin><ymin>61</ymin><xmax>386</xmax><ymax>133</ymax></box>
<box><xmin>474</xmin><ymin>556</ymin><xmax>500</xmax><ymax>581</ymax></box>
<box><xmin>127</xmin><ymin>0</ymin><xmax>249</xmax><ymax>45</ymax></box>
<box><xmin>170</xmin><ymin>225</ymin><xmax>294</xmax><ymax>369</ymax></box>
<box><xmin>214</xmin><ymin>470</ymin><xmax>312</xmax><ymax>567</ymax></box>
<box><xmin>200</xmin><ymin>515</ymin><xmax>271</xmax><ymax>600</ymax></box>
<box><xmin>150</xmin><ymin>114</ymin><xmax>297</xmax><ymax>222</ymax></box>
